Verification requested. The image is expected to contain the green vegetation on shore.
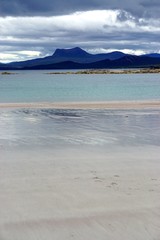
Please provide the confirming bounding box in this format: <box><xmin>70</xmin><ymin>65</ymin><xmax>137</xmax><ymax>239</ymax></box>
<box><xmin>1</xmin><ymin>72</ymin><xmax>17</xmax><ymax>75</ymax></box>
<box><xmin>46</xmin><ymin>68</ymin><xmax>160</xmax><ymax>75</ymax></box>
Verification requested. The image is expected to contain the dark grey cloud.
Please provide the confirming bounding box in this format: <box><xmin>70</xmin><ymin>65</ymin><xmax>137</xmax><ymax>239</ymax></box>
<box><xmin>0</xmin><ymin>0</ymin><xmax>160</xmax><ymax>18</ymax></box>
<box><xmin>141</xmin><ymin>0</ymin><xmax>160</xmax><ymax>7</ymax></box>
<box><xmin>0</xmin><ymin>0</ymin><xmax>93</xmax><ymax>16</ymax></box>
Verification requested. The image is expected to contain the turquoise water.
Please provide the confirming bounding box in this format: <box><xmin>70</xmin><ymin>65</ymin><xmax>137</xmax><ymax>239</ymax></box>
<box><xmin>0</xmin><ymin>70</ymin><xmax>160</xmax><ymax>102</ymax></box>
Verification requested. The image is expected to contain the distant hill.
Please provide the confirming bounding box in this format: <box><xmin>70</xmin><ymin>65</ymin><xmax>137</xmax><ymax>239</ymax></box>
<box><xmin>1</xmin><ymin>47</ymin><xmax>160</xmax><ymax>70</ymax></box>
<box><xmin>142</xmin><ymin>53</ymin><xmax>160</xmax><ymax>58</ymax></box>
<box><xmin>0</xmin><ymin>62</ymin><xmax>15</xmax><ymax>70</ymax></box>
<box><xmin>23</xmin><ymin>55</ymin><xmax>160</xmax><ymax>70</ymax></box>
<box><xmin>7</xmin><ymin>47</ymin><xmax>127</xmax><ymax>68</ymax></box>
<box><xmin>53</xmin><ymin>47</ymin><xmax>90</xmax><ymax>58</ymax></box>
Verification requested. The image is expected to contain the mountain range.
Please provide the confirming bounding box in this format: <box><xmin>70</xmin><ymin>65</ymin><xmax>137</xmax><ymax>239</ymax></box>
<box><xmin>1</xmin><ymin>47</ymin><xmax>160</xmax><ymax>70</ymax></box>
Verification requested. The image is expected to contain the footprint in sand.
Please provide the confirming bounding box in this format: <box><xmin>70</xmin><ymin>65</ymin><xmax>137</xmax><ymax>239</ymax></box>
<box><xmin>111</xmin><ymin>182</ymin><xmax>118</xmax><ymax>186</ymax></box>
<box><xmin>114</xmin><ymin>175</ymin><xmax>120</xmax><ymax>178</ymax></box>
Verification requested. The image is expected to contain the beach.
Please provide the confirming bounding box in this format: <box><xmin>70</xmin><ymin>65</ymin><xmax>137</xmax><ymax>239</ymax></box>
<box><xmin>0</xmin><ymin>103</ymin><xmax>160</xmax><ymax>239</ymax></box>
<box><xmin>1</xmin><ymin>146</ymin><xmax>160</xmax><ymax>240</ymax></box>
<box><xmin>0</xmin><ymin>100</ymin><xmax>160</xmax><ymax>109</ymax></box>
<box><xmin>1</xmin><ymin>0</ymin><xmax>160</xmax><ymax>237</ymax></box>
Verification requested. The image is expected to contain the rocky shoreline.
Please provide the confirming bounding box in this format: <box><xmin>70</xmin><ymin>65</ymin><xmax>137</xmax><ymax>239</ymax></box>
<box><xmin>46</xmin><ymin>68</ymin><xmax>160</xmax><ymax>74</ymax></box>
<box><xmin>1</xmin><ymin>68</ymin><xmax>160</xmax><ymax>75</ymax></box>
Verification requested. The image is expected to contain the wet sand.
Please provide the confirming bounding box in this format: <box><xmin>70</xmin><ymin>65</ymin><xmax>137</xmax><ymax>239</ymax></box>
<box><xmin>0</xmin><ymin>100</ymin><xmax>160</xmax><ymax>109</ymax></box>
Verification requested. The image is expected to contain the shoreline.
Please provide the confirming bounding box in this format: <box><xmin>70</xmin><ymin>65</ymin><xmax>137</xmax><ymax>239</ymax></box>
<box><xmin>1</xmin><ymin>68</ymin><xmax>160</xmax><ymax>75</ymax></box>
<box><xmin>46</xmin><ymin>68</ymin><xmax>160</xmax><ymax>74</ymax></box>
<box><xmin>0</xmin><ymin>100</ymin><xmax>160</xmax><ymax>109</ymax></box>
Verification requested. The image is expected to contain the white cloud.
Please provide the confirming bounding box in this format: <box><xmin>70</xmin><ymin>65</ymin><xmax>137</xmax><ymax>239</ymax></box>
<box><xmin>1</xmin><ymin>10</ymin><xmax>160</xmax><ymax>36</ymax></box>
<box><xmin>120</xmin><ymin>49</ymin><xmax>147</xmax><ymax>55</ymax></box>
<box><xmin>0</xmin><ymin>53</ymin><xmax>18</xmax><ymax>63</ymax></box>
<box><xmin>18</xmin><ymin>50</ymin><xmax>41</xmax><ymax>57</ymax></box>
<box><xmin>0</xmin><ymin>51</ymin><xmax>41</xmax><ymax>63</ymax></box>
<box><xmin>88</xmin><ymin>48</ymin><xmax>147</xmax><ymax>55</ymax></box>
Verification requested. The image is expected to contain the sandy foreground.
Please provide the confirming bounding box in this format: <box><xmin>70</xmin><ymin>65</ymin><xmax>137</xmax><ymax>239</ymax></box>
<box><xmin>0</xmin><ymin>100</ymin><xmax>160</xmax><ymax>109</ymax></box>
<box><xmin>0</xmin><ymin>147</ymin><xmax>160</xmax><ymax>240</ymax></box>
<box><xmin>0</xmin><ymin>104</ymin><xmax>160</xmax><ymax>240</ymax></box>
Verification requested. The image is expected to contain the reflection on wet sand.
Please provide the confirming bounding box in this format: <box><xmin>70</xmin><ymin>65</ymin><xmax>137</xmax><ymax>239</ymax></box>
<box><xmin>0</xmin><ymin>108</ymin><xmax>160</xmax><ymax>240</ymax></box>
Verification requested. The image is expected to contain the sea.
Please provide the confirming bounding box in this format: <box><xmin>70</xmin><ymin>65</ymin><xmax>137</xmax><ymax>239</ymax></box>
<box><xmin>0</xmin><ymin>70</ymin><xmax>160</xmax><ymax>103</ymax></box>
<box><xmin>0</xmin><ymin>70</ymin><xmax>160</xmax><ymax>152</ymax></box>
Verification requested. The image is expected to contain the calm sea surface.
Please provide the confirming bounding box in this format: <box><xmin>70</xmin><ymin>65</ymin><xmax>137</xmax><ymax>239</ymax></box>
<box><xmin>0</xmin><ymin>70</ymin><xmax>160</xmax><ymax>102</ymax></box>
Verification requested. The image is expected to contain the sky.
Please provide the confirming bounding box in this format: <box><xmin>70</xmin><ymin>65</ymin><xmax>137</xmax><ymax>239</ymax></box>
<box><xmin>0</xmin><ymin>0</ymin><xmax>160</xmax><ymax>62</ymax></box>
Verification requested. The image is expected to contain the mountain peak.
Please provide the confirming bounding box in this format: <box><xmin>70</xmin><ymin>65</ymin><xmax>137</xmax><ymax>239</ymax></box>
<box><xmin>53</xmin><ymin>47</ymin><xmax>90</xmax><ymax>57</ymax></box>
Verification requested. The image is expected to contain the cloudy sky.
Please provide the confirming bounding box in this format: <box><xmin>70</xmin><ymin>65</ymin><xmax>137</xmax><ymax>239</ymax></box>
<box><xmin>0</xmin><ymin>0</ymin><xmax>160</xmax><ymax>62</ymax></box>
